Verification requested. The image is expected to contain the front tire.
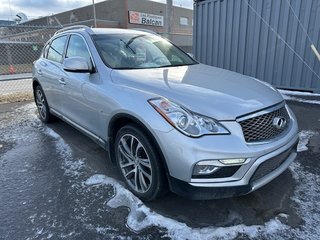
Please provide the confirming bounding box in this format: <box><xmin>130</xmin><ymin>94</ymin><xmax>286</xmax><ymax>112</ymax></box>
<box><xmin>34</xmin><ymin>85</ymin><xmax>55</xmax><ymax>123</ymax></box>
<box><xmin>114</xmin><ymin>124</ymin><xmax>167</xmax><ymax>201</ymax></box>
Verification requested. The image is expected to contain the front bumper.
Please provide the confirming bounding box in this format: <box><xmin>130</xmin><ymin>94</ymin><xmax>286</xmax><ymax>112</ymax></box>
<box><xmin>152</xmin><ymin>105</ymin><xmax>299</xmax><ymax>199</ymax></box>
<box><xmin>169</xmin><ymin>138</ymin><xmax>298</xmax><ymax>200</ymax></box>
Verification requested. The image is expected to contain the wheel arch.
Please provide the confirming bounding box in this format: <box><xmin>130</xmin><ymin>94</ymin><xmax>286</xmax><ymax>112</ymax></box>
<box><xmin>32</xmin><ymin>78</ymin><xmax>41</xmax><ymax>98</ymax></box>
<box><xmin>107</xmin><ymin>113</ymin><xmax>170</xmax><ymax>181</ymax></box>
<box><xmin>32</xmin><ymin>78</ymin><xmax>41</xmax><ymax>90</ymax></box>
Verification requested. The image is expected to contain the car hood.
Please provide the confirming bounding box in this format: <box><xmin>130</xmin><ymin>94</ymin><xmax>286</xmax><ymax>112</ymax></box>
<box><xmin>110</xmin><ymin>63</ymin><xmax>283</xmax><ymax>120</ymax></box>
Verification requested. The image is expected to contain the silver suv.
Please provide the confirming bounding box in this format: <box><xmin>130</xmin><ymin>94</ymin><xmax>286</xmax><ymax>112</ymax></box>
<box><xmin>33</xmin><ymin>26</ymin><xmax>299</xmax><ymax>201</ymax></box>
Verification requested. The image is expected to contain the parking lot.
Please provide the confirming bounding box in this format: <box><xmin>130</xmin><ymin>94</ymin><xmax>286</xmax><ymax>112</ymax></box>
<box><xmin>0</xmin><ymin>92</ymin><xmax>319</xmax><ymax>240</ymax></box>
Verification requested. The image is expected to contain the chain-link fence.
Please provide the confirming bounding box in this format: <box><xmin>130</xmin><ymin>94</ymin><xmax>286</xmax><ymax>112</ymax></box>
<box><xmin>0</xmin><ymin>25</ymin><xmax>60</xmax><ymax>103</ymax></box>
<box><xmin>0</xmin><ymin>25</ymin><xmax>193</xmax><ymax>103</ymax></box>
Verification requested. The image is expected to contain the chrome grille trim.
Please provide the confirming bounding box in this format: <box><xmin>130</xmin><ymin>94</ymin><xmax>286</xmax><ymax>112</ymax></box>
<box><xmin>237</xmin><ymin>101</ymin><xmax>285</xmax><ymax>122</ymax></box>
<box><xmin>237</xmin><ymin>103</ymin><xmax>290</xmax><ymax>143</ymax></box>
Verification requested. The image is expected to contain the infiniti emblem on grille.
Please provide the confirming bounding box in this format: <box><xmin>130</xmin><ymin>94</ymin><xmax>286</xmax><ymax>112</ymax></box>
<box><xmin>273</xmin><ymin>116</ymin><xmax>287</xmax><ymax>129</ymax></box>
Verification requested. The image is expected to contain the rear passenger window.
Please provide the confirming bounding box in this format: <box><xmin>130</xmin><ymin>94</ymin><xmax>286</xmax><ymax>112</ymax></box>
<box><xmin>47</xmin><ymin>35</ymin><xmax>67</xmax><ymax>63</ymax></box>
<box><xmin>66</xmin><ymin>35</ymin><xmax>91</xmax><ymax>64</ymax></box>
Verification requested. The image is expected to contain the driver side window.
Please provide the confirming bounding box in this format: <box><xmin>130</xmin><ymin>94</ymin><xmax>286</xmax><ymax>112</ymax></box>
<box><xmin>66</xmin><ymin>35</ymin><xmax>91</xmax><ymax>64</ymax></box>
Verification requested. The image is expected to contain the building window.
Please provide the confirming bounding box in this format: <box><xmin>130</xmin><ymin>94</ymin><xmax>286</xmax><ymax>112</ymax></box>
<box><xmin>180</xmin><ymin>17</ymin><xmax>189</xmax><ymax>26</ymax></box>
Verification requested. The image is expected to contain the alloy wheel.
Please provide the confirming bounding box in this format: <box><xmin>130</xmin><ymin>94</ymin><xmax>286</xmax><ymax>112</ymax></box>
<box><xmin>35</xmin><ymin>89</ymin><xmax>47</xmax><ymax>119</ymax></box>
<box><xmin>117</xmin><ymin>134</ymin><xmax>152</xmax><ymax>193</ymax></box>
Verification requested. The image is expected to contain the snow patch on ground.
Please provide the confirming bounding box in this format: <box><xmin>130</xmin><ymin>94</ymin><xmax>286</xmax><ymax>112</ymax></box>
<box><xmin>278</xmin><ymin>89</ymin><xmax>320</xmax><ymax>104</ymax></box>
<box><xmin>278</xmin><ymin>89</ymin><xmax>320</xmax><ymax>97</ymax></box>
<box><xmin>297</xmin><ymin>130</ymin><xmax>318</xmax><ymax>152</ymax></box>
<box><xmin>44</xmin><ymin>128</ymin><xmax>61</xmax><ymax>140</ymax></box>
<box><xmin>85</xmin><ymin>174</ymin><xmax>288</xmax><ymax>239</ymax></box>
<box><xmin>83</xmin><ymin>129</ymin><xmax>320</xmax><ymax>239</ymax></box>
<box><xmin>84</xmin><ymin>162</ymin><xmax>320</xmax><ymax>240</ymax></box>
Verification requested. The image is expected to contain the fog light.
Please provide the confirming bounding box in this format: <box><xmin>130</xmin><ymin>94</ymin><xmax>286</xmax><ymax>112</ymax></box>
<box><xmin>193</xmin><ymin>162</ymin><xmax>219</xmax><ymax>175</ymax></box>
<box><xmin>219</xmin><ymin>158</ymin><xmax>246</xmax><ymax>165</ymax></box>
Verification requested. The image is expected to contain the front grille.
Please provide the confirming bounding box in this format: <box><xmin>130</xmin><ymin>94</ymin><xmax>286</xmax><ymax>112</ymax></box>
<box><xmin>239</xmin><ymin>106</ymin><xmax>290</xmax><ymax>143</ymax></box>
<box><xmin>250</xmin><ymin>144</ymin><xmax>295</xmax><ymax>182</ymax></box>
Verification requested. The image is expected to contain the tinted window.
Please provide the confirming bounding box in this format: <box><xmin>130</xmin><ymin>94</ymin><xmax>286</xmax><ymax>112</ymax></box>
<box><xmin>47</xmin><ymin>35</ymin><xmax>67</xmax><ymax>63</ymax></box>
<box><xmin>93</xmin><ymin>34</ymin><xmax>197</xmax><ymax>69</ymax></box>
<box><xmin>66</xmin><ymin>35</ymin><xmax>91</xmax><ymax>63</ymax></box>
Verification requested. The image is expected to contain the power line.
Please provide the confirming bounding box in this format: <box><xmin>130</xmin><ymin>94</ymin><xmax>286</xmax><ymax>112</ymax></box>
<box><xmin>285</xmin><ymin>0</ymin><xmax>314</xmax><ymax>45</ymax></box>
<box><xmin>244</xmin><ymin>0</ymin><xmax>320</xmax><ymax>82</ymax></box>
<box><xmin>285</xmin><ymin>0</ymin><xmax>320</xmax><ymax>63</ymax></box>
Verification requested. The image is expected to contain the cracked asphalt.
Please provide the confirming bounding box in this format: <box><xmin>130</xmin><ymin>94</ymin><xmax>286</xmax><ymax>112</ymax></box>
<box><xmin>0</xmin><ymin>97</ymin><xmax>319</xmax><ymax>240</ymax></box>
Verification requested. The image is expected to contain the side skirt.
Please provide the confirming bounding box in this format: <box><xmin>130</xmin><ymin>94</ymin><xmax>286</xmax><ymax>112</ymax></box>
<box><xmin>50</xmin><ymin>108</ymin><xmax>109</xmax><ymax>151</ymax></box>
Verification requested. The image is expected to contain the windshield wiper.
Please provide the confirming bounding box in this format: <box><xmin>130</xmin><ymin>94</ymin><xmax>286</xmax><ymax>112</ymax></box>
<box><xmin>125</xmin><ymin>34</ymin><xmax>145</xmax><ymax>47</ymax></box>
<box><xmin>119</xmin><ymin>39</ymin><xmax>135</xmax><ymax>54</ymax></box>
<box><xmin>157</xmin><ymin>63</ymin><xmax>196</xmax><ymax>68</ymax></box>
<box><xmin>119</xmin><ymin>35</ymin><xmax>146</xmax><ymax>54</ymax></box>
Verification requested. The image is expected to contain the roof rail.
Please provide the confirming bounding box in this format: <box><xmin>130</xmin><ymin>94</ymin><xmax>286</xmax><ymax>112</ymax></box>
<box><xmin>54</xmin><ymin>25</ymin><xmax>94</xmax><ymax>35</ymax></box>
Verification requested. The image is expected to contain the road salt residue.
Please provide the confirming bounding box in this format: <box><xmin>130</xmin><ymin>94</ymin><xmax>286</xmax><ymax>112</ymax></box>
<box><xmin>85</xmin><ymin>174</ymin><xmax>287</xmax><ymax>240</ymax></box>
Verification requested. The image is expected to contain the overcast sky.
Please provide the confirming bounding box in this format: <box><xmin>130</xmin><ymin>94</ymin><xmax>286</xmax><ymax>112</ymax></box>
<box><xmin>0</xmin><ymin>0</ymin><xmax>193</xmax><ymax>21</ymax></box>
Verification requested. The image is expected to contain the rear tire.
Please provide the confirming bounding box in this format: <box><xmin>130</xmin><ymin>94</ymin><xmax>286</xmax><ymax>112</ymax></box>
<box><xmin>114</xmin><ymin>124</ymin><xmax>167</xmax><ymax>201</ymax></box>
<box><xmin>34</xmin><ymin>85</ymin><xmax>55</xmax><ymax>123</ymax></box>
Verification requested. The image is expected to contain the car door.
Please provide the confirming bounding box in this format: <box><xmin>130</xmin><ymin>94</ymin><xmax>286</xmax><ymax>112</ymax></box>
<box><xmin>60</xmin><ymin>34</ymin><xmax>101</xmax><ymax>136</ymax></box>
<box><xmin>39</xmin><ymin>35</ymin><xmax>68</xmax><ymax>111</ymax></box>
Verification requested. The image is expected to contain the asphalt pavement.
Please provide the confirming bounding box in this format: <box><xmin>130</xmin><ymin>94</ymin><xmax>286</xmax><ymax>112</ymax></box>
<box><xmin>0</xmin><ymin>79</ymin><xmax>32</xmax><ymax>95</ymax></box>
<box><xmin>0</xmin><ymin>95</ymin><xmax>319</xmax><ymax>240</ymax></box>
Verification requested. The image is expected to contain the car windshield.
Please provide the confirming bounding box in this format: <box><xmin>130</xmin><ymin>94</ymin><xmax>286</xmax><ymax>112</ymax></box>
<box><xmin>92</xmin><ymin>33</ymin><xmax>197</xmax><ymax>69</ymax></box>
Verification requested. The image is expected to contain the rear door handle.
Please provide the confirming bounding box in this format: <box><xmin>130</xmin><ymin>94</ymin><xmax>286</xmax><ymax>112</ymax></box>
<box><xmin>59</xmin><ymin>78</ymin><xmax>66</xmax><ymax>85</ymax></box>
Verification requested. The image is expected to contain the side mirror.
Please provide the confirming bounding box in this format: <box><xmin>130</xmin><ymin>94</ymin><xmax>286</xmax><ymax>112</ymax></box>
<box><xmin>63</xmin><ymin>57</ymin><xmax>93</xmax><ymax>73</ymax></box>
<box><xmin>187</xmin><ymin>53</ymin><xmax>194</xmax><ymax>59</ymax></box>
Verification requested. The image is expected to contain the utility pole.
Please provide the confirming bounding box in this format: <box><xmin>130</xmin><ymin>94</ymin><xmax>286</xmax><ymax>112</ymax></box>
<box><xmin>92</xmin><ymin>0</ymin><xmax>97</xmax><ymax>28</ymax></box>
<box><xmin>165</xmin><ymin>0</ymin><xmax>173</xmax><ymax>40</ymax></box>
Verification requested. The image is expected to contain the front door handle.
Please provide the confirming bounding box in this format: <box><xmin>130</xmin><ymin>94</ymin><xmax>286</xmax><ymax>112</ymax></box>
<box><xmin>59</xmin><ymin>78</ymin><xmax>66</xmax><ymax>85</ymax></box>
<box><xmin>40</xmin><ymin>61</ymin><xmax>47</xmax><ymax>67</ymax></box>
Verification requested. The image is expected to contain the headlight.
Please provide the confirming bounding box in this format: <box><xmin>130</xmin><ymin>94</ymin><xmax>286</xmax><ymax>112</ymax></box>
<box><xmin>148</xmin><ymin>98</ymin><xmax>230</xmax><ymax>137</ymax></box>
